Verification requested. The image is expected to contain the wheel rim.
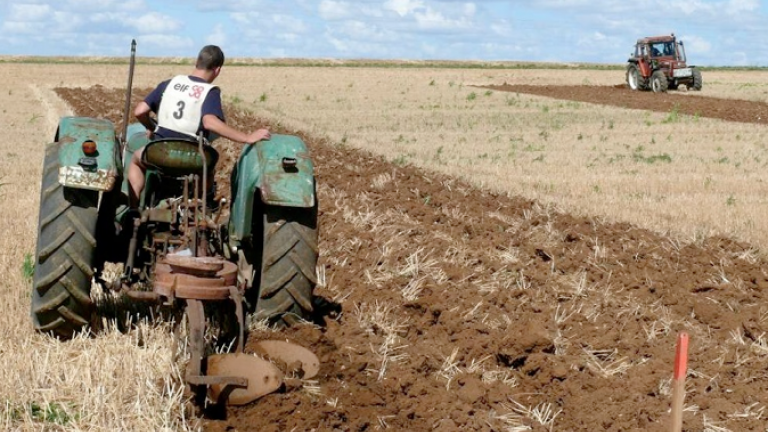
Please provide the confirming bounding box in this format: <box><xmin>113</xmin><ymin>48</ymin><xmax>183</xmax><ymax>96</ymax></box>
<box><xmin>629</xmin><ymin>71</ymin><xmax>637</xmax><ymax>89</ymax></box>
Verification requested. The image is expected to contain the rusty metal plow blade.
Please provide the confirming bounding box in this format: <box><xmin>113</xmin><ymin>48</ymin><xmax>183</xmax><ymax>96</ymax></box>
<box><xmin>204</xmin><ymin>353</ymin><xmax>284</xmax><ymax>406</ymax></box>
<box><xmin>203</xmin><ymin>341</ymin><xmax>320</xmax><ymax>406</ymax></box>
<box><xmin>167</xmin><ymin>257</ymin><xmax>319</xmax><ymax>406</ymax></box>
<box><xmin>253</xmin><ymin>340</ymin><xmax>320</xmax><ymax>380</ymax></box>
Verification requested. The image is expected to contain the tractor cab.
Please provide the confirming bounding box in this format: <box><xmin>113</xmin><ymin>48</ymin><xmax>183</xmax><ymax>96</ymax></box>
<box><xmin>634</xmin><ymin>35</ymin><xmax>687</xmax><ymax>64</ymax></box>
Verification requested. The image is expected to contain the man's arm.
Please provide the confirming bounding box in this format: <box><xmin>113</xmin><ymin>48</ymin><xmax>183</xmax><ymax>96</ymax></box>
<box><xmin>202</xmin><ymin>114</ymin><xmax>270</xmax><ymax>144</ymax></box>
<box><xmin>134</xmin><ymin>101</ymin><xmax>156</xmax><ymax>132</ymax></box>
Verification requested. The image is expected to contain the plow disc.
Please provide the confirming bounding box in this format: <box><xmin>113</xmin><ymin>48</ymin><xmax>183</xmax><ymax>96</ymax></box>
<box><xmin>199</xmin><ymin>341</ymin><xmax>320</xmax><ymax>406</ymax></box>
<box><xmin>206</xmin><ymin>354</ymin><xmax>283</xmax><ymax>405</ymax></box>
<box><xmin>203</xmin><ymin>342</ymin><xmax>320</xmax><ymax>406</ymax></box>
<box><xmin>154</xmin><ymin>256</ymin><xmax>320</xmax><ymax>407</ymax></box>
<box><xmin>253</xmin><ymin>340</ymin><xmax>320</xmax><ymax>379</ymax></box>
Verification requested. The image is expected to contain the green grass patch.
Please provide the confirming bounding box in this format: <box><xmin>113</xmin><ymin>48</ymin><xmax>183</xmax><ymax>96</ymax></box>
<box><xmin>633</xmin><ymin>152</ymin><xmax>672</xmax><ymax>164</ymax></box>
<box><xmin>7</xmin><ymin>401</ymin><xmax>78</xmax><ymax>426</ymax></box>
<box><xmin>22</xmin><ymin>253</ymin><xmax>34</xmax><ymax>281</ymax></box>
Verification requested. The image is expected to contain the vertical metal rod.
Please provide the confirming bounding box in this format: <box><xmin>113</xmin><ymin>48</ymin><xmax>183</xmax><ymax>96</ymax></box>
<box><xmin>182</xmin><ymin>177</ymin><xmax>189</xmax><ymax>250</ymax></box>
<box><xmin>120</xmin><ymin>39</ymin><xmax>137</xmax><ymax>149</ymax></box>
<box><xmin>198</xmin><ymin>135</ymin><xmax>209</xmax><ymax>256</ymax></box>
<box><xmin>185</xmin><ymin>299</ymin><xmax>206</xmax><ymax>380</ymax></box>
<box><xmin>193</xmin><ymin>175</ymin><xmax>199</xmax><ymax>256</ymax></box>
<box><xmin>124</xmin><ymin>216</ymin><xmax>140</xmax><ymax>277</ymax></box>
<box><xmin>199</xmin><ymin>134</ymin><xmax>208</xmax><ymax>226</ymax></box>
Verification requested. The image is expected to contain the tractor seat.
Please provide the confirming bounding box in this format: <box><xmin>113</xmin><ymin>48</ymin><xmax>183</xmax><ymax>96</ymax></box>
<box><xmin>142</xmin><ymin>138</ymin><xmax>219</xmax><ymax>178</ymax></box>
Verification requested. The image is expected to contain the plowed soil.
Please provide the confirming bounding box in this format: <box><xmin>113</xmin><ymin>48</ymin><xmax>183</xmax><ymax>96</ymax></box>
<box><xmin>56</xmin><ymin>85</ymin><xmax>768</xmax><ymax>431</ymax></box>
<box><xmin>483</xmin><ymin>84</ymin><xmax>768</xmax><ymax>125</ymax></box>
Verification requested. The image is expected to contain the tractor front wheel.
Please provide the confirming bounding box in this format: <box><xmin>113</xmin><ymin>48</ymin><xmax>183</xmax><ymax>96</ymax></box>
<box><xmin>627</xmin><ymin>64</ymin><xmax>648</xmax><ymax>90</ymax></box>
<box><xmin>691</xmin><ymin>68</ymin><xmax>703</xmax><ymax>91</ymax></box>
<box><xmin>651</xmin><ymin>70</ymin><xmax>668</xmax><ymax>93</ymax></box>
<box><xmin>626</xmin><ymin>64</ymin><xmax>647</xmax><ymax>91</ymax></box>
<box><xmin>31</xmin><ymin>143</ymin><xmax>98</xmax><ymax>339</ymax></box>
<box><xmin>251</xmin><ymin>204</ymin><xmax>318</xmax><ymax>327</ymax></box>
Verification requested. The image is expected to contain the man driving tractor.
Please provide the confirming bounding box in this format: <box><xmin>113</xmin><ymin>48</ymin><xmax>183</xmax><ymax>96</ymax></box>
<box><xmin>127</xmin><ymin>45</ymin><xmax>270</xmax><ymax>208</ymax></box>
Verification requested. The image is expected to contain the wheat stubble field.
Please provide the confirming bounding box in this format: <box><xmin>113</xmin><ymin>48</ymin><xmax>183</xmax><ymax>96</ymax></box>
<box><xmin>3</xmin><ymin>60</ymin><xmax>768</xmax><ymax>431</ymax></box>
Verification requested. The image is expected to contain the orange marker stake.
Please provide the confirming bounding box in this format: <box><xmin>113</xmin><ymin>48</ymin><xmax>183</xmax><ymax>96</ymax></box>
<box><xmin>670</xmin><ymin>332</ymin><xmax>689</xmax><ymax>432</ymax></box>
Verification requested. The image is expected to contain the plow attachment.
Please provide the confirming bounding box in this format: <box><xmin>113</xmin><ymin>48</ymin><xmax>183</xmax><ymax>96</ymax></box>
<box><xmin>146</xmin><ymin>255</ymin><xmax>320</xmax><ymax>407</ymax></box>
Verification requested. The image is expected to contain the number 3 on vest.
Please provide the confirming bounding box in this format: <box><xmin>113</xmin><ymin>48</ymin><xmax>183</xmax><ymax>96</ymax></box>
<box><xmin>173</xmin><ymin>101</ymin><xmax>186</xmax><ymax>120</ymax></box>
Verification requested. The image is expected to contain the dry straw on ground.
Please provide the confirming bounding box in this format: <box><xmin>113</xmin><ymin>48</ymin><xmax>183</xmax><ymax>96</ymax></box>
<box><xmin>0</xmin><ymin>68</ymin><xmax>198</xmax><ymax>431</ymax></box>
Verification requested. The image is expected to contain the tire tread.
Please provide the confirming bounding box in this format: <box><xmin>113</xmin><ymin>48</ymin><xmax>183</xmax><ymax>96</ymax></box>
<box><xmin>253</xmin><ymin>205</ymin><xmax>318</xmax><ymax>326</ymax></box>
<box><xmin>31</xmin><ymin>142</ymin><xmax>98</xmax><ymax>339</ymax></box>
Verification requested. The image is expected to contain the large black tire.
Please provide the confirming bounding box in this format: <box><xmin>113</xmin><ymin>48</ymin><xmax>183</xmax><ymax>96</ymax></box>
<box><xmin>691</xmin><ymin>68</ymin><xmax>703</xmax><ymax>91</ymax></box>
<box><xmin>31</xmin><ymin>143</ymin><xmax>98</xmax><ymax>339</ymax></box>
<box><xmin>650</xmin><ymin>70</ymin><xmax>668</xmax><ymax>93</ymax></box>
<box><xmin>253</xmin><ymin>204</ymin><xmax>318</xmax><ymax>326</ymax></box>
<box><xmin>626</xmin><ymin>64</ymin><xmax>647</xmax><ymax>91</ymax></box>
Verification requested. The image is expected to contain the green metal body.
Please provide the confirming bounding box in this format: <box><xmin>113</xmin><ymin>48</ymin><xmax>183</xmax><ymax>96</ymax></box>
<box><xmin>119</xmin><ymin>125</ymin><xmax>315</xmax><ymax>248</ymax></box>
<box><xmin>228</xmin><ymin>134</ymin><xmax>315</xmax><ymax>248</ymax></box>
<box><xmin>56</xmin><ymin>117</ymin><xmax>120</xmax><ymax>191</ymax></box>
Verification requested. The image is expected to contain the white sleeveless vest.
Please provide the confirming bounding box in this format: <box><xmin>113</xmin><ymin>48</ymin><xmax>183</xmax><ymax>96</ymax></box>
<box><xmin>157</xmin><ymin>75</ymin><xmax>217</xmax><ymax>138</ymax></box>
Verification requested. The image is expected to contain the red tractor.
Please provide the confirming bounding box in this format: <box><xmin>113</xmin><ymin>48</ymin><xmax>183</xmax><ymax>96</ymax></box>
<box><xmin>626</xmin><ymin>33</ymin><xmax>702</xmax><ymax>93</ymax></box>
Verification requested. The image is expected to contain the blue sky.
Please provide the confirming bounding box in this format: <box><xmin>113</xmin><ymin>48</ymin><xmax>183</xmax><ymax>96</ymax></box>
<box><xmin>0</xmin><ymin>0</ymin><xmax>766</xmax><ymax>66</ymax></box>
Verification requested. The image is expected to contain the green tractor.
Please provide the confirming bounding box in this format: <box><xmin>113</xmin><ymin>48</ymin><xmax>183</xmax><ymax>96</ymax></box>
<box><xmin>31</xmin><ymin>41</ymin><xmax>319</xmax><ymax>406</ymax></box>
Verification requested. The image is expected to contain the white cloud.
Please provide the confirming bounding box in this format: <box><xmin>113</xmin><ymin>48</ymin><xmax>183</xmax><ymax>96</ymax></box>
<box><xmin>319</xmin><ymin>0</ymin><xmax>352</xmax><ymax>20</ymax></box>
<box><xmin>64</xmin><ymin>0</ymin><xmax>146</xmax><ymax>12</ymax></box>
<box><xmin>724</xmin><ymin>0</ymin><xmax>759</xmax><ymax>14</ymax></box>
<box><xmin>8</xmin><ymin>4</ymin><xmax>51</xmax><ymax>21</ymax></box>
<box><xmin>680</xmin><ymin>34</ymin><xmax>711</xmax><ymax>54</ymax></box>
<box><xmin>325</xmin><ymin>32</ymin><xmax>397</xmax><ymax>57</ymax></box>
<box><xmin>126</xmin><ymin>12</ymin><xmax>182</xmax><ymax>34</ymax></box>
<box><xmin>230</xmin><ymin>12</ymin><xmax>253</xmax><ymax>25</ymax></box>
<box><xmin>207</xmin><ymin>24</ymin><xmax>228</xmax><ymax>46</ymax></box>
<box><xmin>463</xmin><ymin>3</ymin><xmax>477</xmax><ymax>17</ymax></box>
<box><xmin>51</xmin><ymin>11</ymin><xmax>84</xmax><ymax>31</ymax></box>
<box><xmin>414</xmin><ymin>7</ymin><xmax>472</xmax><ymax>31</ymax></box>
<box><xmin>1</xmin><ymin>21</ymin><xmax>39</xmax><ymax>34</ymax></box>
<box><xmin>271</xmin><ymin>14</ymin><xmax>309</xmax><ymax>32</ymax></box>
<box><xmin>384</xmin><ymin>0</ymin><xmax>425</xmax><ymax>17</ymax></box>
<box><xmin>329</xmin><ymin>20</ymin><xmax>397</xmax><ymax>43</ymax></box>
<box><xmin>490</xmin><ymin>19</ymin><xmax>513</xmax><ymax>37</ymax></box>
<box><xmin>139</xmin><ymin>34</ymin><xmax>194</xmax><ymax>51</ymax></box>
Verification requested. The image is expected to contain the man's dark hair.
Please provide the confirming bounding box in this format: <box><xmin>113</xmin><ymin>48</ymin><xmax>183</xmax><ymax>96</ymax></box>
<box><xmin>196</xmin><ymin>45</ymin><xmax>225</xmax><ymax>70</ymax></box>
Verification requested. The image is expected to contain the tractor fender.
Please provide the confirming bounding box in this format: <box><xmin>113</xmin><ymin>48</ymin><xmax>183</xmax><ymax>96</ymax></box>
<box><xmin>55</xmin><ymin>116</ymin><xmax>120</xmax><ymax>192</ymax></box>
<box><xmin>637</xmin><ymin>60</ymin><xmax>653</xmax><ymax>79</ymax></box>
<box><xmin>229</xmin><ymin>134</ymin><xmax>315</xmax><ymax>245</ymax></box>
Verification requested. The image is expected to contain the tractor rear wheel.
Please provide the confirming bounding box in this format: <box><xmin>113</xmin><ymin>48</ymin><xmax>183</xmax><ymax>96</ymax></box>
<box><xmin>253</xmin><ymin>204</ymin><xmax>318</xmax><ymax>326</ymax></box>
<box><xmin>651</xmin><ymin>70</ymin><xmax>668</xmax><ymax>93</ymax></box>
<box><xmin>626</xmin><ymin>65</ymin><xmax>647</xmax><ymax>91</ymax></box>
<box><xmin>31</xmin><ymin>143</ymin><xmax>98</xmax><ymax>339</ymax></box>
<box><xmin>691</xmin><ymin>68</ymin><xmax>703</xmax><ymax>91</ymax></box>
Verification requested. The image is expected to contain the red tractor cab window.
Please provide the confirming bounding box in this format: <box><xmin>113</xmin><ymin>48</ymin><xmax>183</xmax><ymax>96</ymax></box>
<box><xmin>650</xmin><ymin>41</ymin><xmax>676</xmax><ymax>58</ymax></box>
